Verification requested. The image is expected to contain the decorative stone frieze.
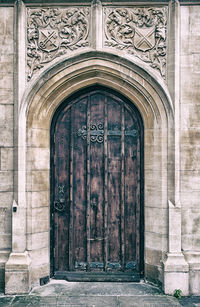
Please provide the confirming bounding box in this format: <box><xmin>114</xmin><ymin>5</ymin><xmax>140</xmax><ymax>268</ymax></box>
<box><xmin>27</xmin><ymin>7</ymin><xmax>90</xmax><ymax>80</ymax></box>
<box><xmin>104</xmin><ymin>7</ymin><xmax>167</xmax><ymax>79</ymax></box>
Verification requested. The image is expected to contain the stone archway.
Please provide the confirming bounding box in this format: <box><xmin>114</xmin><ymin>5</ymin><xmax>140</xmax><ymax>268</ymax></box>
<box><xmin>5</xmin><ymin>52</ymin><xmax>175</xmax><ymax>293</ymax></box>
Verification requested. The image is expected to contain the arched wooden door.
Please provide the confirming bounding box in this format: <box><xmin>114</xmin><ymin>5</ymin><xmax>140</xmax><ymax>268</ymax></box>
<box><xmin>50</xmin><ymin>87</ymin><xmax>144</xmax><ymax>281</ymax></box>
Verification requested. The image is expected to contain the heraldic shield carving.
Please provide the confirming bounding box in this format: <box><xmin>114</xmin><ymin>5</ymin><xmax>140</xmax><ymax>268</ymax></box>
<box><xmin>27</xmin><ymin>7</ymin><xmax>90</xmax><ymax>80</ymax></box>
<box><xmin>38</xmin><ymin>28</ymin><xmax>60</xmax><ymax>52</ymax></box>
<box><xmin>134</xmin><ymin>26</ymin><xmax>156</xmax><ymax>51</ymax></box>
<box><xmin>104</xmin><ymin>7</ymin><xmax>167</xmax><ymax>79</ymax></box>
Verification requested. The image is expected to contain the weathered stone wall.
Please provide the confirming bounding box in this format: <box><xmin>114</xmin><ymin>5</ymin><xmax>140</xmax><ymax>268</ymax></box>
<box><xmin>180</xmin><ymin>5</ymin><xmax>200</xmax><ymax>294</ymax></box>
<box><xmin>180</xmin><ymin>5</ymin><xmax>200</xmax><ymax>251</ymax></box>
<box><xmin>0</xmin><ymin>7</ymin><xmax>14</xmax><ymax>290</ymax></box>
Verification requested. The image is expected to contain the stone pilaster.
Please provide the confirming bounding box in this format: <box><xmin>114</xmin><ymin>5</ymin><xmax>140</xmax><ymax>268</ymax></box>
<box><xmin>162</xmin><ymin>0</ymin><xmax>189</xmax><ymax>296</ymax></box>
<box><xmin>5</xmin><ymin>0</ymin><xmax>31</xmax><ymax>294</ymax></box>
<box><xmin>163</xmin><ymin>202</ymin><xmax>189</xmax><ymax>295</ymax></box>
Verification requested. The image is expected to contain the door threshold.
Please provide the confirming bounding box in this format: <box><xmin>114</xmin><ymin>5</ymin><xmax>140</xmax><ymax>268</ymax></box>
<box><xmin>54</xmin><ymin>271</ymin><xmax>140</xmax><ymax>282</ymax></box>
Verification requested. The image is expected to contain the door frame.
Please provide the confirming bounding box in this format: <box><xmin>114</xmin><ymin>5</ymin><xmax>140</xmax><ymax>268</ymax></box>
<box><xmin>50</xmin><ymin>85</ymin><xmax>144</xmax><ymax>279</ymax></box>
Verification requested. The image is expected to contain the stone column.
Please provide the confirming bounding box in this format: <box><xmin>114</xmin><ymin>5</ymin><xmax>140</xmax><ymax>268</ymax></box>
<box><xmin>162</xmin><ymin>0</ymin><xmax>189</xmax><ymax>296</ymax></box>
<box><xmin>5</xmin><ymin>0</ymin><xmax>31</xmax><ymax>294</ymax></box>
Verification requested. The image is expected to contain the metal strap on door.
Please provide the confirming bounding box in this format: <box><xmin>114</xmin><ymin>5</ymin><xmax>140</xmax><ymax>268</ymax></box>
<box><xmin>77</xmin><ymin>122</ymin><xmax>138</xmax><ymax>143</ymax></box>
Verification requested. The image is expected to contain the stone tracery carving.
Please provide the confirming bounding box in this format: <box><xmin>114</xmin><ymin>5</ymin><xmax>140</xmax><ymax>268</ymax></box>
<box><xmin>27</xmin><ymin>7</ymin><xmax>90</xmax><ymax>80</ymax></box>
<box><xmin>104</xmin><ymin>7</ymin><xmax>167</xmax><ymax>79</ymax></box>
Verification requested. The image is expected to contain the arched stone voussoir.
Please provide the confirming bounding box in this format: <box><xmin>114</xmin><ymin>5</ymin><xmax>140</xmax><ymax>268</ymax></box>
<box><xmin>24</xmin><ymin>51</ymin><xmax>174</xmax><ymax>131</ymax></box>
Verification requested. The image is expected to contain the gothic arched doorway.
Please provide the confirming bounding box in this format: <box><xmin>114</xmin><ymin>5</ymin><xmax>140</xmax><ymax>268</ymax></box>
<box><xmin>50</xmin><ymin>86</ymin><xmax>144</xmax><ymax>281</ymax></box>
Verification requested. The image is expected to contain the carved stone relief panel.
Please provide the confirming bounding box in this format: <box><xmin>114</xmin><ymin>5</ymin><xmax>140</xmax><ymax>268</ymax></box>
<box><xmin>104</xmin><ymin>7</ymin><xmax>167</xmax><ymax>79</ymax></box>
<box><xmin>27</xmin><ymin>7</ymin><xmax>90</xmax><ymax>80</ymax></box>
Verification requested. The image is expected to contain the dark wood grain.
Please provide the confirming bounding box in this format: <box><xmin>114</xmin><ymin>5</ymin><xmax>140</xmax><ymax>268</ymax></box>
<box><xmin>51</xmin><ymin>87</ymin><xmax>144</xmax><ymax>280</ymax></box>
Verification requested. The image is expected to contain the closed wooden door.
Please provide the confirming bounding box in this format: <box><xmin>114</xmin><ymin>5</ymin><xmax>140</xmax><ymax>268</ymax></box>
<box><xmin>51</xmin><ymin>87</ymin><xmax>143</xmax><ymax>281</ymax></box>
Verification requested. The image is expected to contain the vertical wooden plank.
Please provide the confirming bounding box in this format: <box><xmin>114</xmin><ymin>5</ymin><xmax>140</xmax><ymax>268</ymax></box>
<box><xmin>73</xmin><ymin>99</ymin><xmax>87</xmax><ymax>267</ymax></box>
<box><xmin>139</xmin><ymin>126</ymin><xmax>144</xmax><ymax>275</ymax></box>
<box><xmin>52</xmin><ymin>133</ymin><xmax>57</xmax><ymax>273</ymax></box>
<box><xmin>53</xmin><ymin>109</ymin><xmax>71</xmax><ymax>272</ymax></box>
<box><xmin>86</xmin><ymin>95</ymin><xmax>91</xmax><ymax>269</ymax></box>
<box><xmin>124</xmin><ymin>107</ymin><xmax>138</xmax><ymax>269</ymax></box>
<box><xmin>69</xmin><ymin>108</ymin><xmax>74</xmax><ymax>270</ymax></box>
<box><xmin>104</xmin><ymin>95</ymin><xmax>108</xmax><ymax>271</ymax></box>
<box><xmin>54</xmin><ymin>213</ymin><xmax>59</xmax><ymax>270</ymax></box>
<box><xmin>107</xmin><ymin>98</ymin><xmax>121</xmax><ymax>266</ymax></box>
<box><xmin>121</xmin><ymin>104</ymin><xmax>125</xmax><ymax>269</ymax></box>
<box><xmin>89</xmin><ymin>94</ymin><xmax>104</xmax><ymax>265</ymax></box>
<box><xmin>135</xmin><ymin>131</ymin><xmax>141</xmax><ymax>271</ymax></box>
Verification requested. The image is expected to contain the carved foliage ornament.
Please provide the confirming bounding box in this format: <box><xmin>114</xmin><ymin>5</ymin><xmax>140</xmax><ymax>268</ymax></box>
<box><xmin>27</xmin><ymin>7</ymin><xmax>90</xmax><ymax>80</ymax></box>
<box><xmin>104</xmin><ymin>7</ymin><xmax>167</xmax><ymax>78</ymax></box>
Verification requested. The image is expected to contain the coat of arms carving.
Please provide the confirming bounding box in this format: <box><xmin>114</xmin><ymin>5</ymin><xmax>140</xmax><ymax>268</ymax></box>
<box><xmin>134</xmin><ymin>26</ymin><xmax>156</xmax><ymax>51</ymax></box>
<box><xmin>27</xmin><ymin>7</ymin><xmax>90</xmax><ymax>80</ymax></box>
<box><xmin>104</xmin><ymin>7</ymin><xmax>167</xmax><ymax>79</ymax></box>
<box><xmin>38</xmin><ymin>28</ymin><xmax>60</xmax><ymax>52</ymax></box>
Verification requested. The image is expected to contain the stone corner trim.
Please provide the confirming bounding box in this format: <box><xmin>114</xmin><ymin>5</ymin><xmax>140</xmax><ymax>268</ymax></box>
<box><xmin>104</xmin><ymin>7</ymin><xmax>167</xmax><ymax>79</ymax></box>
<box><xmin>27</xmin><ymin>7</ymin><xmax>90</xmax><ymax>81</ymax></box>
